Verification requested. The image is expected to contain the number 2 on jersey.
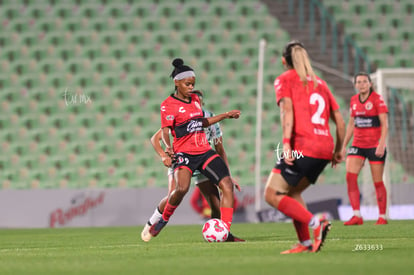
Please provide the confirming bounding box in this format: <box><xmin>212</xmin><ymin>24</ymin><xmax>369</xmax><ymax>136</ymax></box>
<box><xmin>310</xmin><ymin>93</ymin><xmax>326</xmax><ymax>125</ymax></box>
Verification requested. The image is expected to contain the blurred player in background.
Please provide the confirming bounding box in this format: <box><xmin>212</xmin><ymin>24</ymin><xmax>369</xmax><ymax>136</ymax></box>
<box><xmin>141</xmin><ymin>91</ymin><xmax>244</xmax><ymax>242</ymax></box>
<box><xmin>341</xmin><ymin>72</ymin><xmax>388</xmax><ymax>226</ymax></box>
<box><xmin>264</xmin><ymin>40</ymin><xmax>345</xmax><ymax>254</ymax></box>
<box><xmin>148</xmin><ymin>58</ymin><xmax>241</xmax><ymax>238</ymax></box>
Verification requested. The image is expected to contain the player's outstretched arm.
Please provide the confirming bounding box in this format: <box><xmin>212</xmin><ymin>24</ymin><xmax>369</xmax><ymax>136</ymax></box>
<box><xmin>202</xmin><ymin>110</ymin><xmax>241</xmax><ymax>127</ymax></box>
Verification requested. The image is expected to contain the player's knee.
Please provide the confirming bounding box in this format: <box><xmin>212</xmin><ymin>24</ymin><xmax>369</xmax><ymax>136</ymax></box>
<box><xmin>175</xmin><ymin>184</ymin><xmax>190</xmax><ymax>196</ymax></box>
<box><xmin>218</xmin><ymin>176</ymin><xmax>233</xmax><ymax>191</ymax></box>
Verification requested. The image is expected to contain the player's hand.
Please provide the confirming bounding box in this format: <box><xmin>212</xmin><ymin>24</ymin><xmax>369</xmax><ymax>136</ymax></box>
<box><xmin>161</xmin><ymin>155</ymin><xmax>172</xmax><ymax>167</ymax></box>
<box><xmin>232</xmin><ymin>177</ymin><xmax>241</xmax><ymax>192</ymax></box>
<box><xmin>165</xmin><ymin>146</ymin><xmax>174</xmax><ymax>156</ymax></box>
<box><xmin>375</xmin><ymin>145</ymin><xmax>385</xmax><ymax>158</ymax></box>
<box><xmin>283</xmin><ymin>143</ymin><xmax>295</xmax><ymax>166</ymax></box>
<box><xmin>331</xmin><ymin>151</ymin><xmax>343</xmax><ymax>168</ymax></box>
<box><xmin>225</xmin><ymin>110</ymin><xmax>241</xmax><ymax>119</ymax></box>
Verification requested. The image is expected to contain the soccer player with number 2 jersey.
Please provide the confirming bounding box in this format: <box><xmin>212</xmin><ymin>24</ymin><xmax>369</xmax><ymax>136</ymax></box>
<box><xmin>264</xmin><ymin>40</ymin><xmax>345</xmax><ymax>254</ymax></box>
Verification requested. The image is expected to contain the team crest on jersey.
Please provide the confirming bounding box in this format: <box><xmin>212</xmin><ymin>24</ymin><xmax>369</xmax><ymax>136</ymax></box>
<box><xmin>166</xmin><ymin>115</ymin><xmax>174</xmax><ymax>121</ymax></box>
<box><xmin>365</xmin><ymin>101</ymin><xmax>373</xmax><ymax>110</ymax></box>
<box><xmin>194</xmin><ymin>101</ymin><xmax>201</xmax><ymax>110</ymax></box>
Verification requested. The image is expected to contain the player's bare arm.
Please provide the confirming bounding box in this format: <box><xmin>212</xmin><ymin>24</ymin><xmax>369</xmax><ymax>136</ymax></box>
<box><xmin>202</xmin><ymin>110</ymin><xmax>241</xmax><ymax>127</ymax></box>
<box><xmin>279</xmin><ymin>97</ymin><xmax>295</xmax><ymax>165</ymax></box>
<box><xmin>341</xmin><ymin>116</ymin><xmax>355</xmax><ymax>156</ymax></box>
<box><xmin>161</xmin><ymin>127</ymin><xmax>173</xmax><ymax>167</ymax></box>
<box><xmin>376</xmin><ymin>113</ymin><xmax>388</xmax><ymax>157</ymax></box>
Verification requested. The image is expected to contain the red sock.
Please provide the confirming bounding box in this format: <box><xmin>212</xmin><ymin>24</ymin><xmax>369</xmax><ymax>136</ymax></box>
<box><xmin>293</xmin><ymin>219</ymin><xmax>310</xmax><ymax>242</ymax></box>
<box><xmin>162</xmin><ymin>202</ymin><xmax>178</xmax><ymax>221</ymax></box>
<box><xmin>374</xmin><ymin>181</ymin><xmax>387</xmax><ymax>215</ymax></box>
<box><xmin>346</xmin><ymin>172</ymin><xmax>360</xmax><ymax>211</ymax></box>
<box><xmin>220</xmin><ymin>207</ymin><xmax>233</xmax><ymax>230</ymax></box>
<box><xmin>277</xmin><ymin>196</ymin><xmax>313</xmax><ymax>224</ymax></box>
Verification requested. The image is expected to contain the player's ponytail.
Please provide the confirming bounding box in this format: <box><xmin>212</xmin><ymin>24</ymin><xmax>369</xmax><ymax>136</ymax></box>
<box><xmin>283</xmin><ymin>40</ymin><xmax>317</xmax><ymax>88</ymax></box>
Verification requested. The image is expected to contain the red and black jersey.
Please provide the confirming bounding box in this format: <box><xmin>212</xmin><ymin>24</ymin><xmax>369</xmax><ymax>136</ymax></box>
<box><xmin>274</xmin><ymin>69</ymin><xmax>340</xmax><ymax>160</ymax></box>
<box><xmin>349</xmin><ymin>91</ymin><xmax>388</xmax><ymax>148</ymax></box>
<box><xmin>160</xmin><ymin>93</ymin><xmax>211</xmax><ymax>154</ymax></box>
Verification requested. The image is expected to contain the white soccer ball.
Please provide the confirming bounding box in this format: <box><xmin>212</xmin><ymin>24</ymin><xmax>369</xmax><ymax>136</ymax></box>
<box><xmin>202</xmin><ymin>218</ymin><xmax>229</xmax><ymax>242</ymax></box>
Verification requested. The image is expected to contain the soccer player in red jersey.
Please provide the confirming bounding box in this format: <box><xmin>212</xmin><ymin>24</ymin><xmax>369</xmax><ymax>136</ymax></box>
<box><xmin>341</xmin><ymin>72</ymin><xmax>389</xmax><ymax>226</ymax></box>
<box><xmin>264</xmin><ymin>41</ymin><xmax>345</xmax><ymax>254</ymax></box>
<box><xmin>149</xmin><ymin>58</ymin><xmax>241</xmax><ymax>238</ymax></box>
<box><xmin>141</xmin><ymin>91</ymin><xmax>244</xmax><ymax>242</ymax></box>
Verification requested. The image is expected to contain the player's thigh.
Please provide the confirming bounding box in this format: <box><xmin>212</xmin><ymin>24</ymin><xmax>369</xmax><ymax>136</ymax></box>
<box><xmin>369</xmin><ymin>163</ymin><xmax>385</xmax><ymax>182</ymax></box>
<box><xmin>265</xmin><ymin>171</ymin><xmax>290</xmax><ymax>195</ymax></box>
<box><xmin>174</xmin><ymin>167</ymin><xmax>193</xmax><ymax>193</ymax></box>
<box><xmin>346</xmin><ymin>156</ymin><xmax>365</xmax><ymax>174</ymax></box>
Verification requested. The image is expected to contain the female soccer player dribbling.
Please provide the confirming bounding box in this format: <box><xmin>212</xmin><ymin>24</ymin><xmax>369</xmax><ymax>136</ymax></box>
<box><xmin>341</xmin><ymin>72</ymin><xmax>388</xmax><ymax>225</ymax></box>
<box><xmin>149</xmin><ymin>58</ymin><xmax>241</xmax><ymax>238</ymax></box>
<box><xmin>141</xmin><ymin>91</ymin><xmax>244</xmax><ymax>242</ymax></box>
<box><xmin>264</xmin><ymin>41</ymin><xmax>345</xmax><ymax>254</ymax></box>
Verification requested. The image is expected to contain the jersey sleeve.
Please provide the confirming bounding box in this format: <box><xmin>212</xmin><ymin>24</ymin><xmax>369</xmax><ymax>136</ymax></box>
<box><xmin>326</xmin><ymin>85</ymin><xmax>340</xmax><ymax>112</ymax></box>
<box><xmin>375</xmin><ymin>94</ymin><xmax>388</xmax><ymax>114</ymax></box>
<box><xmin>274</xmin><ymin>75</ymin><xmax>291</xmax><ymax>105</ymax></box>
<box><xmin>160</xmin><ymin>100</ymin><xmax>175</xmax><ymax>128</ymax></box>
<box><xmin>349</xmin><ymin>96</ymin><xmax>356</xmax><ymax>117</ymax></box>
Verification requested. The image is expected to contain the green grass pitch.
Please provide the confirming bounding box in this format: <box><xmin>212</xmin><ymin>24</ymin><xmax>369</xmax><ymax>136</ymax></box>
<box><xmin>1</xmin><ymin>220</ymin><xmax>413</xmax><ymax>275</ymax></box>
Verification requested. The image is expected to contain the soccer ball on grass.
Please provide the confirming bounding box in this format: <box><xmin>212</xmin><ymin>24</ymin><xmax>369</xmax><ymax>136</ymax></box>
<box><xmin>202</xmin><ymin>218</ymin><xmax>229</xmax><ymax>242</ymax></box>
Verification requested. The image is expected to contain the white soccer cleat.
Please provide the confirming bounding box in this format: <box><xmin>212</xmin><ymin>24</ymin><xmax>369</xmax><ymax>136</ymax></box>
<box><xmin>141</xmin><ymin>223</ymin><xmax>152</xmax><ymax>242</ymax></box>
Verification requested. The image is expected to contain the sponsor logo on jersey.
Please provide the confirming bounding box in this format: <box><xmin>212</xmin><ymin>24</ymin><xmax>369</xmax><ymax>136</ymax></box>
<box><xmin>354</xmin><ymin>116</ymin><xmax>380</xmax><ymax>128</ymax></box>
<box><xmin>190</xmin><ymin>112</ymin><xmax>202</xmax><ymax>117</ymax></box>
<box><xmin>352</xmin><ymin>103</ymin><xmax>357</xmax><ymax>110</ymax></box>
<box><xmin>179</xmin><ymin>107</ymin><xmax>186</xmax><ymax>113</ymax></box>
<box><xmin>166</xmin><ymin>115</ymin><xmax>174</xmax><ymax>121</ymax></box>
<box><xmin>194</xmin><ymin>101</ymin><xmax>201</xmax><ymax>110</ymax></box>
<box><xmin>187</xmin><ymin>120</ymin><xmax>203</xmax><ymax>133</ymax></box>
<box><xmin>161</xmin><ymin>106</ymin><xmax>166</xmax><ymax>111</ymax></box>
